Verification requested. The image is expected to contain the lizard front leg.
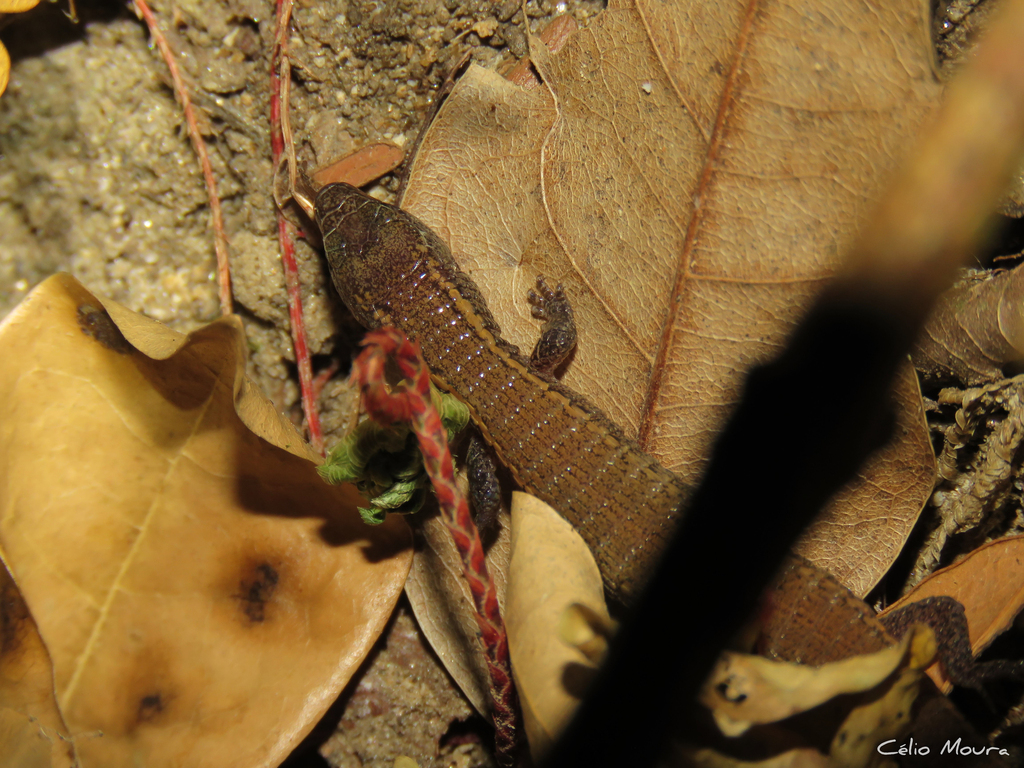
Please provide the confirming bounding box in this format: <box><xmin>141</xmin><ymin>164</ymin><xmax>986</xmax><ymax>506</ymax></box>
<box><xmin>528</xmin><ymin>276</ymin><xmax>577</xmax><ymax>376</ymax></box>
<box><xmin>468</xmin><ymin>277</ymin><xmax>579</xmax><ymax>530</ymax></box>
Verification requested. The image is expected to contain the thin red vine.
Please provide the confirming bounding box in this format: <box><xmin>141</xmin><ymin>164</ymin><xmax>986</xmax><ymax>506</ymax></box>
<box><xmin>352</xmin><ymin>328</ymin><xmax>521</xmax><ymax>766</ymax></box>
<box><xmin>132</xmin><ymin>0</ymin><xmax>233</xmax><ymax>316</ymax></box>
<box><xmin>270</xmin><ymin>0</ymin><xmax>324</xmax><ymax>453</ymax></box>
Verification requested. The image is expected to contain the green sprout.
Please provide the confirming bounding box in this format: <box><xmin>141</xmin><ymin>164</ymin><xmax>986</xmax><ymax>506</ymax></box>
<box><xmin>318</xmin><ymin>385</ymin><xmax>470</xmax><ymax>524</ymax></box>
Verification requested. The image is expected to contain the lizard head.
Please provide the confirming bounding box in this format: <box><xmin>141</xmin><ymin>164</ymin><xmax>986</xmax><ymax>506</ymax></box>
<box><xmin>315</xmin><ymin>182</ymin><xmax>437</xmax><ymax>329</ymax></box>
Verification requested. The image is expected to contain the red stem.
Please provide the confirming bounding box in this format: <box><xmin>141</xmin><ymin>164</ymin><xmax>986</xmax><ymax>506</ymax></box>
<box><xmin>352</xmin><ymin>328</ymin><xmax>520</xmax><ymax>766</ymax></box>
<box><xmin>132</xmin><ymin>0</ymin><xmax>233</xmax><ymax>316</ymax></box>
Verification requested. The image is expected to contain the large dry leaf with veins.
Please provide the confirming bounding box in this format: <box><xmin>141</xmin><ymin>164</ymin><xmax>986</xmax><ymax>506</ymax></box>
<box><xmin>0</xmin><ymin>274</ymin><xmax>412</xmax><ymax>768</ymax></box>
<box><xmin>402</xmin><ymin>0</ymin><xmax>939</xmax><ymax>600</ymax></box>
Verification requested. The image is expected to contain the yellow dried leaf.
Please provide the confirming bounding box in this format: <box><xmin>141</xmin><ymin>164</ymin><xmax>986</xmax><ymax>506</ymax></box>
<box><xmin>0</xmin><ymin>0</ymin><xmax>41</xmax><ymax>11</ymax></box>
<box><xmin>505</xmin><ymin>491</ymin><xmax>610</xmax><ymax>759</ymax></box>
<box><xmin>693</xmin><ymin>626</ymin><xmax>934</xmax><ymax>768</ymax></box>
<box><xmin>0</xmin><ymin>709</ymin><xmax>53</xmax><ymax>768</ymax></box>
<box><xmin>829</xmin><ymin>625</ymin><xmax>936</xmax><ymax>768</ymax></box>
<box><xmin>0</xmin><ymin>0</ymin><xmax>40</xmax><ymax>97</ymax></box>
<box><xmin>0</xmin><ymin>39</ymin><xmax>9</xmax><ymax>96</ymax></box>
<box><xmin>558</xmin><ymin>602</ymin><xmax>614</xmax><ymax>666</ymax></box>
<box><xmin>0</xmin><ymin>274</ymin><xmax>412</xmax><ymax>768</ymax></box>
<box><xmin>0</xmin><ymin>560</ymin><xmax>75</xmax><ymax>768</ymax></box>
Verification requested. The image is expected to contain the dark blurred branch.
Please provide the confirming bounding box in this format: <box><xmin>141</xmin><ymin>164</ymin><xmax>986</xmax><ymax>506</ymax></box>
<box><xmin>543</xmin><ymin>0</ymin><xmax>1024</xmax><ymax>763</ymax></box>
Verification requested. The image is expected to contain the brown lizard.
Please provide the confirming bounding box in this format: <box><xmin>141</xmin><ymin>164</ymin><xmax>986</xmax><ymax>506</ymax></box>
<box><xmin>315</xmin><ymin>181</ymin><xmax>1024</xmax><ymax>759</ymax></box>
<box><xmin>314</xmin><ymin>181</ymin><xmax>689</xmax><ymax>608</ymax></box>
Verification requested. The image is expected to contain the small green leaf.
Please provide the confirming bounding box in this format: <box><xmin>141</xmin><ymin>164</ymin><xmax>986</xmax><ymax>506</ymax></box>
<box><xmin>373</xmin><ymin>479</ymin><xmax>423</xmax><ymax>509</ymax></box>
<box><xmin>358</xmin><ymin>506</ymin><xmax>389</xmax><ymax>525</ymax></box>
<box><xmin>321</xmin><ymin>387</ymin><xmax>471</xmax><ymax>524</ymax></box>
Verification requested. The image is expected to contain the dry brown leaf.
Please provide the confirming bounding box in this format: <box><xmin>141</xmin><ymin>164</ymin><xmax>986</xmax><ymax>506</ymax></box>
<box><xmin>311</xmin><ymin>143</ymin><xmax>406</xmax><ymax>190</ymax></box>
<box><xmin>793</xmin><ymin>366</ymin><xmax>933</xmax><ymax>594</ymax></box>
<box><xmin>913</xmin><ymin>266</ymin><xmax>1024</xmax><ymax>384</ymax></box>
<box><xmin>503</xmin><ymin>15</ymin><xmax>578</xmax><ymax>89</ymax></box>
<box><xmin>0</xmin><ymin>274</ymin><xmax>412</xmax><ymax>768</ymax></box>
<box><xmin>879</xmin><ymin>534</ymin><xmax>1024</xmax><ymax>689</ymax></box>
<box><xmin>404</xmin><ymin>502</ymin><xmax>511</xmax><ymax>718</ymax></box>
<box><xmin>505</xmin><ymin>491</ymin><xmax>610</xmax><ymax>759</ymax></box>
<box><xmin>401</xmin><ymin>0</ymin><xmax>938</xmax><ymax>598</ymax></box>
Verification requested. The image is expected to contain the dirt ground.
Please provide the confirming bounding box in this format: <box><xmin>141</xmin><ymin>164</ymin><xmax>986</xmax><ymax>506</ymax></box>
<box><xmin>0</xmin><ymin>0</ymin><xmax>601</xmax><ymax>765</ymax></box>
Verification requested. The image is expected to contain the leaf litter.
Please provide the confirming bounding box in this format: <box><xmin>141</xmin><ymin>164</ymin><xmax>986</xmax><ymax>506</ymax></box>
<box><xmin>5</xmin><ymin>0</ymin><xmax>1024</xmax><ymax>763</ymax></box>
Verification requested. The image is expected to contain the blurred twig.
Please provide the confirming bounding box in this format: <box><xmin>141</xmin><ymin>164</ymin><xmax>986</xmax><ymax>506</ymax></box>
<box><xmin>545</xmin><ymin>0</ymin><xmax>1024</xmax><ymax>764</ymax></box>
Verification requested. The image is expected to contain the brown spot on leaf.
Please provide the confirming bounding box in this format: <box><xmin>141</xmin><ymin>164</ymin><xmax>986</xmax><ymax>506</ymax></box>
<box><xmin>77</xmin><ymin>303</ymin><xmax>133</xmax><ymax>354</ymax></box>
<box><xmin>106</xmin><ymin>642</ymin><xmax>179</xmax><ymax>736</ymax></box>
<box><xmin>236</xmin><ymin>562</ymin><xmax>279</xmax><ymax>623</ymax></box>
<box><xmin>137</xmin><ymin>693</ymin><xmax>165</xmax><ymax>723</ymax></box>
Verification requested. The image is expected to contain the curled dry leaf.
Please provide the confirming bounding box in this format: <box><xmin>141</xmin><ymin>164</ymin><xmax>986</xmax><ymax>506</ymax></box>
<box><xmin>914</xmin><ymin>265</ymin><xmax>1024</xmax><ymax>385</ymax></box>
<box><xmin>401</xmin><ymin>0</ymin><xmax>939</xmax><ymax>600</ymax></box>
<box><xmin>0</xmin><ymin>274</ymin><xmax>412</xmax><ymax>768</ymax></box>
<box><xmin>559</xmin><ymin>602</ymin><xmax>615</xmax><ymax>666</ymax></box>
<box><xmin>829</xmin><ymin>624</ymin><xmax>936</xmax><ymax>768</ymax></box>
<box><xmin>701</xmin><ymin>625</ymin><xmax>933</xmax><ymax>737</ymax></box>
<box><xmin>879</xmin><ymin>534</ymin><xmax>1024</xmax><ymax>690</ymax></box>
<box><xmin>505</xmin><ymin>491</ymin><xmax>611</xmax><ymax>759</ymax></box>
<box><xmin>696</xmin><ymin>625</ymin><xmax>935</xmax><ymax>766</ymax></box>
